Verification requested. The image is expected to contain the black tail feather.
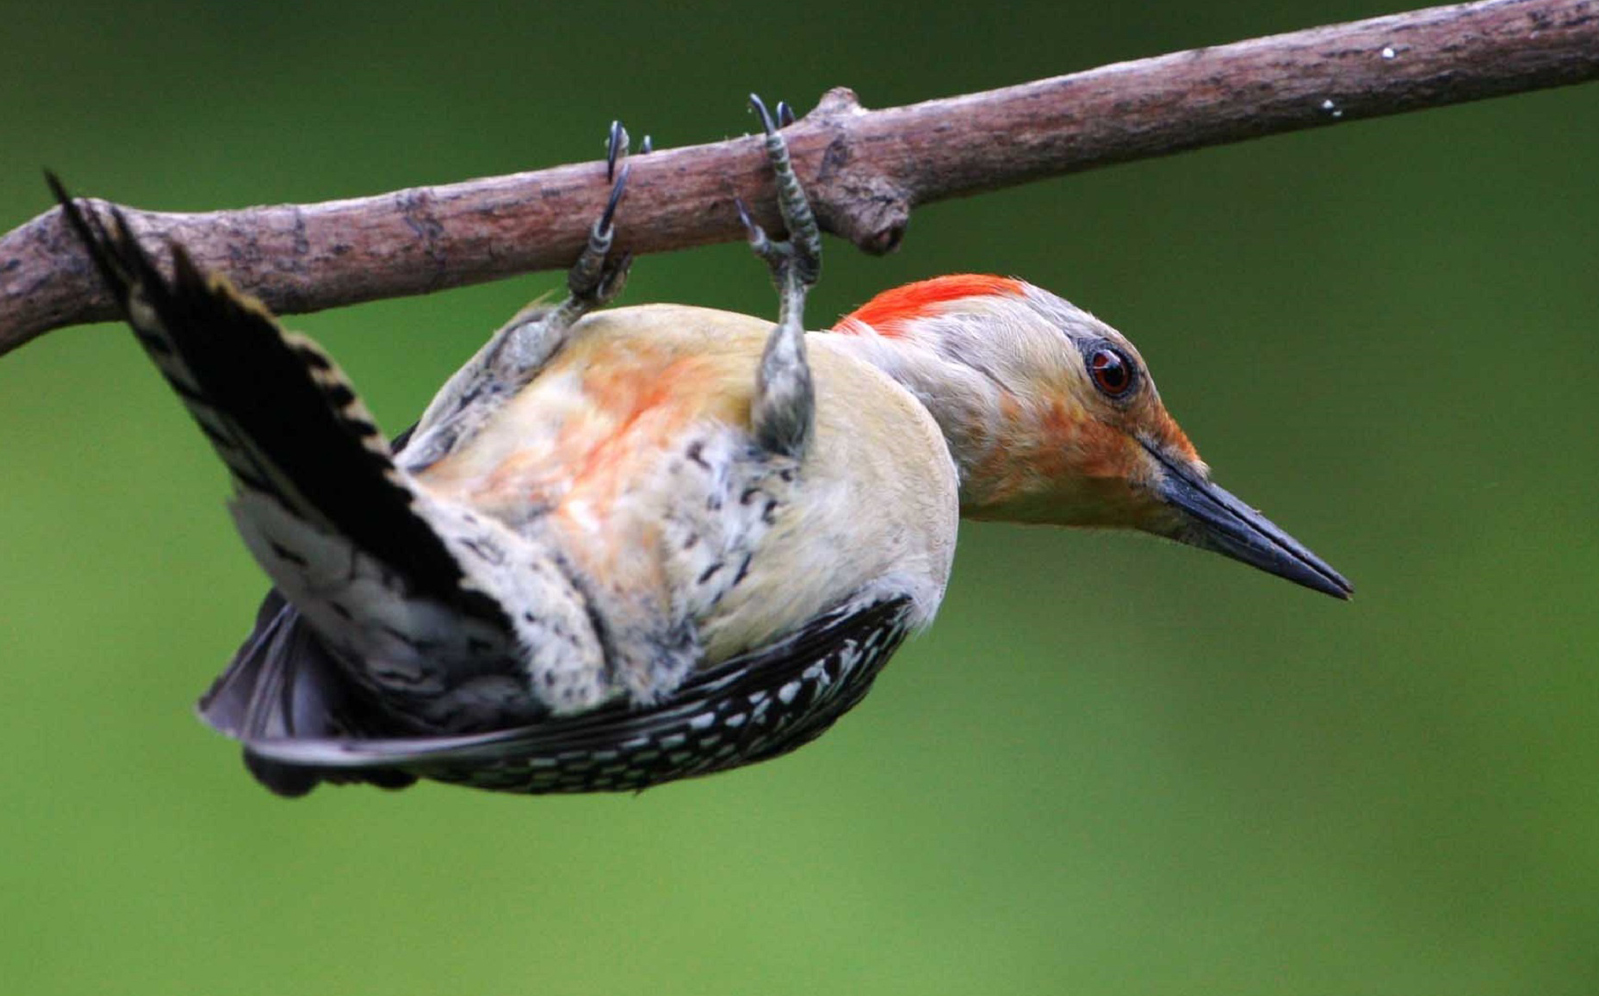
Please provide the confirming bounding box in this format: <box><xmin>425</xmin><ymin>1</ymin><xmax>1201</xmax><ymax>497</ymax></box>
<box><xmin>48</xmin><ymin>177</ymin><xmax>501</xmax><ymax>619</ymax></box>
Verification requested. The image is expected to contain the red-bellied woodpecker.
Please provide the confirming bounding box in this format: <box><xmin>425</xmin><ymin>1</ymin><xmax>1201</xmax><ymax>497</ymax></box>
<box><xmin>49</xmin><ymin>97</ymin><xmax>1348</xmax><ymax>797</ymax></box>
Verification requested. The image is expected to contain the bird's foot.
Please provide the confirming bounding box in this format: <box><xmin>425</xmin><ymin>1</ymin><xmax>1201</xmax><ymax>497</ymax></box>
<box><xmin>562</xmin><ymin>119</ymin><xmax>650</xmax><ymax>313</ymax></box>
<box><xmin>737</xmin><ymin>95</ymin><xmax>819</xmax><ymax>308</ymax></box>
<box><xmin>741</xmin><ymin>95</ymin><xmax>817</xmax><ymax>458</ymax></box>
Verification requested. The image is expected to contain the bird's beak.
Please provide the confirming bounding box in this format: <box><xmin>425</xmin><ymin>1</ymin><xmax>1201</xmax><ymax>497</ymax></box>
<box><xmin>1144</xmin><ymin>442</ymin><xmax>1352</xmax><ymax>599</ymax></box>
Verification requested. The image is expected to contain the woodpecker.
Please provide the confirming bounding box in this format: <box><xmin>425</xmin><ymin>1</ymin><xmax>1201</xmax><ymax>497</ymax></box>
<box><xmin>50</xmin><ymin>97</ymin><xmax>1349</xmax><ymax>797</ymax></box>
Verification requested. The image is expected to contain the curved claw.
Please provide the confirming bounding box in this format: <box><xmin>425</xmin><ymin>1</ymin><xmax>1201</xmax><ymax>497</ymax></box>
<box><xmin>734</xmin><ymin>197</ymin><xmax>774</xmax><ymax>260</ymax></box>
<box><xmin>776</xmin><ymin>101</ymin><xmax>795</xmax><ymax>128</ymax></box>
<box><xmin>607</xmin><ymin>120</ymin><xmax>630</xmax><ymax>183</ymax></box>
<box><xmin>749</xmin><ymin>93</ymin><xmax>778</xmax><ymax>136</ymax></box>
<box><xmin>639</xmin><ymin>134</ymin><xmax>653</xmax><ymax>155</ymax></box>
<box><xmin>599</xmin><ymin>159</ymin><xmax>631</xmax><ymax>234</ymax></box>
<box><xmin>733</xmin><ymin>196</ymin><xmax>762</xmax><ymax>239</ymax></box>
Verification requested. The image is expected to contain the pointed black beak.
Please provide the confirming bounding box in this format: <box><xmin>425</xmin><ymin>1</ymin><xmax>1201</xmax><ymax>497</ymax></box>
<box><xmin>1147</xmin><ymin>443</ymin><xmax>1352</xmax><ymax>599</ymax></box>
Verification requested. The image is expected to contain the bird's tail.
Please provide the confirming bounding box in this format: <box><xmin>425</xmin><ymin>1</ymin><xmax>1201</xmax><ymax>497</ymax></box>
<box><xmin>49</xmin><ymin>178</ymin><xmax>513</xmax><ymax>793</ymax></box>
<box><xmin>47</xmin><ymin>176</ymin><xmax>482</xmax><ymax>607</ymax></box>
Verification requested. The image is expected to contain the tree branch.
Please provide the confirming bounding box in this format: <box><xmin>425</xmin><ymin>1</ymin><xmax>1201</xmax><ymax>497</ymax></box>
<box><xmin>2</xmin><ymin>0</ymin><xmax>1594</xmax><ymax>356</ymax></box>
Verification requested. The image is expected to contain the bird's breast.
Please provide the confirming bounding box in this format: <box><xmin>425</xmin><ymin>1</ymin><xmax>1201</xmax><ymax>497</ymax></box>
<box><xmin>415</xmin><ymin>304</ymin><xmax>960</xmax><ymax>665</ymax></box>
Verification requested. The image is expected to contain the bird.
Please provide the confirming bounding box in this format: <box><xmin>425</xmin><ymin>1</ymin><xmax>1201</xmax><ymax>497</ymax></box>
<box><xmin>48</xmin><ymin>97</ymin><xmax>1349</xmax><ymax>797</ymax></box>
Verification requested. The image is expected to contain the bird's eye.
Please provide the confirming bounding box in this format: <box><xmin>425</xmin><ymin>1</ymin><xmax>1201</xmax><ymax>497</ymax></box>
<box><xmin>1088</xmin><ymin>347</ymin><xmax>1135</xmax><ymax>398</ymax></box>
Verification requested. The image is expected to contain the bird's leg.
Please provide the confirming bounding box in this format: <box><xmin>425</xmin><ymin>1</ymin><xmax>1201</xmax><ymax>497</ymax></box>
<box><xmin>741</xmin><ymin>95</ymin><xmax>819</xmax><ymax>459</ymax></box>
<box><xmin>401</xmin><ymin>122</ymin><xmax>647</xmax><ymax>468</ymax></box>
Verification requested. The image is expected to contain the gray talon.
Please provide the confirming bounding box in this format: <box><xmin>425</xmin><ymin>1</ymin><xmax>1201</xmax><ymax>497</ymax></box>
<box><xmin>606</xmin><ymin>121</ymin><xmax>627</xmax><ymax>183</ymax></box>
<box><xmin>598</xmin><ymin>160</ymin><xmax>630</xmax><ymax>236</ymax></box>
<box><xmin>743</xmin><ymin>94</ymin><xmax>820</xmax><ymax>286</ymax></box>
<box><xmin>734</xmin><ymin>197</ymin><xmax>775</xmax><ymax>262</ymax></box>
<box><xmin>563</xmin><ymin>119</ymin><xmax>643</xmax><ymax>311</ymax></box>
<box><xmin>749</xmin><ymin>93</ymin><xmax>778</xmax><ymax>135</ymax></box>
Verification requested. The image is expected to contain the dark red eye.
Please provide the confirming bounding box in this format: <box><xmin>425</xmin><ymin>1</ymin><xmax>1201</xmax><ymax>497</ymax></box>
<box><xmin>1089</xmin><ymin>347</ymin><xmax>1134</xmax><ymax>397</ymax></box>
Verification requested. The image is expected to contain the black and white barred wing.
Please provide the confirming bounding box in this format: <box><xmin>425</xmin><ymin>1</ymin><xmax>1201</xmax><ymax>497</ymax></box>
<box><xmin>243</xmin><ymin>596</ymin><xmax>914</xmax><ymax>794</ymax></box>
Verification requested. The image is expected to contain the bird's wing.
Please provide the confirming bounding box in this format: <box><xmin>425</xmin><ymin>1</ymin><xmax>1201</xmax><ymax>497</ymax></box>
<box><xmin>50</xmin><ymin>179</ymin><xmax>505</xmax><ymax>623</ymax></box>
<box><xmin>239</xmin><ymin>595</ymin><xmax>914</xmax><ymax>794</ymax></box>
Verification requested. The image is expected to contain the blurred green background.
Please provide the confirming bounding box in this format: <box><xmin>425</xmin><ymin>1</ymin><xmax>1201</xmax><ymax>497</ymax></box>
<box><xmin>2</xmin><ymin>1</ymin><xmax>1596</xmax><ymax>993</ymax></box>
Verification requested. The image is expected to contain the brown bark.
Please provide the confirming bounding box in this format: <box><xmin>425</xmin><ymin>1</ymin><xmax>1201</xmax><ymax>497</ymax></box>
<box><xmin>1</xmin><ymin>0</ymin><xmax>1595</xmax><ymax>356</ymax></box>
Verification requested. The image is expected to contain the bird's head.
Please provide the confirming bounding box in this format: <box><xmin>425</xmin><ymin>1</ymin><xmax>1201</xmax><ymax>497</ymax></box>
<box><xmin>831</xmin><ymin>275</ymin><xmax>1350</xmax><ymax>598</ymax></box>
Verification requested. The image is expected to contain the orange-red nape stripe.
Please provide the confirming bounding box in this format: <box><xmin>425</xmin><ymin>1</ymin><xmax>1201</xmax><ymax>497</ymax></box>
<box><xmin>834</xmin><ymin>274</ymin><xmax>1026</xmax><ymax>337</ymax></box>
